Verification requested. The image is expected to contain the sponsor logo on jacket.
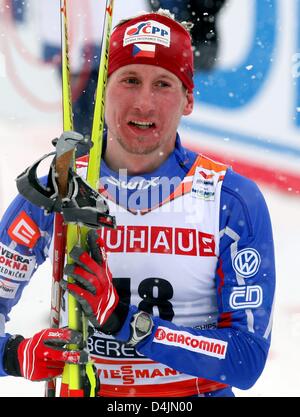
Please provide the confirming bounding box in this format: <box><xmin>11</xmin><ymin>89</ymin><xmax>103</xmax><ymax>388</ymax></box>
<box><xmin>106</xmin><ymin>176</ymin><xmax>160</xmax><ymax>190</ymax></box>
<box><xmin>99</xmin><ymin>225</ymin><xmax>216</xmax><ymax>257</ymax></box>
<box><xmin>229</xmin><ymin>285</ymin><xmax>263</xmax><ymax>310</ymax></box>
<box><xmin>96</xmin><ymin>363</ymin><xmax>179</xmax><ymax>385</ymax></box>
<box><xmin>232</xmin><ymin>248</ymin><xmax>261</xmax><ymax>278</ymax></box>
<box><xmin>154</xmin><ymin>327</ymin><xmax>227</xmax><ymax>359</ymax></box>
<box><xmin>0</xmin><ymin>278</ymin><xmax>19</xmax><ymax>299</ymax></box>
<box><xmin>8</xmin><ymin>211</ymin><xmax>40</xmax><ymax>248</ymax></box>
<box><xmin>191</xmin><ymin>167</ymin><xmax>224</xmax><ymax>201</ymax></box>
<box><xmin>0</xmin><ymin>242</ymin><xmax>35</xmax><ymax>281</ymax></box>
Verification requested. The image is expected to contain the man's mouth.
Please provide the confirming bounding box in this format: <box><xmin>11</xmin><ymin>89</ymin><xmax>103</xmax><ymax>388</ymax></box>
<box><xmin>128</xmin><ymin>120</ymin><xmax>156</xmax><ymax>130</ymax></box>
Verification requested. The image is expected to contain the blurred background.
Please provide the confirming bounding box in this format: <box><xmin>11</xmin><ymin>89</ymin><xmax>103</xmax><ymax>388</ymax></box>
<box><xmin>0</xmin><ymin>0</ymin><xmax>299</xmax><ymax>397</ymax></box>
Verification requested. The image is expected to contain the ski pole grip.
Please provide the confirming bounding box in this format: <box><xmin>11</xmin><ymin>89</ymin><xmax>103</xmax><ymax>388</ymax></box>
<box><xmin>54</xmin><ymin>131</ymin><xmax>85</xmax><ymax>197</ymax></box>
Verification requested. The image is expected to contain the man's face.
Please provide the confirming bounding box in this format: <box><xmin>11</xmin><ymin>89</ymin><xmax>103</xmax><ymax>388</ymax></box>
<box><xmin>105</xmin><ymin>64</ymin><xmax>193</xmax><ymax>157</ymax></box>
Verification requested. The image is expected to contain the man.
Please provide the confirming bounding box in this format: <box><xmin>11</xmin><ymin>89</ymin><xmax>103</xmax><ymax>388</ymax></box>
<box><xmin>0</xmin><ymin>10</ymin><xmax>275</xmax><ymax>397</ymax></box>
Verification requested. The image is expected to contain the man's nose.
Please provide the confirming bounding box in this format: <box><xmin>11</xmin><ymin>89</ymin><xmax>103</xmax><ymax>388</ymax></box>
<box><xmin>133</xmin><ymin>85</ymin><xmax>156</xmax><ymax>114</ymax></box>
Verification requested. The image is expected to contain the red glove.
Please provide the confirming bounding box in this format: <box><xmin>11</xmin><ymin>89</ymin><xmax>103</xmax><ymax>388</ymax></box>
<box><xmin>3</xmin><ymin>328</ymin><xmax>86</xmax><ymax>381</ymax></box>
<box><xmin>62</xmin><ymin>230</ymin><xmax>127</xmax><ymax>333</ymax></box>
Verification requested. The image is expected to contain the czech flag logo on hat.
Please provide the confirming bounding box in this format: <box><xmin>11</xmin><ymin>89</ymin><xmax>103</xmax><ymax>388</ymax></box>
<box><xmin>132</xmin><ymin>43</ymin><xmax>156</xmax><ymax>58</ymax></box>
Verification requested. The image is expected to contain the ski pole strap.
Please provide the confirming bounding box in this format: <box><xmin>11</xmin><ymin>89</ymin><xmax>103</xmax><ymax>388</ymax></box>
<box><xmin>16</xmin><ymin>151</ymin><xmax>62</xmax><ymax>213</ymax></box>
<box><xmin>16</xmin><ymin>153</ymin><xmax>116</xmax><ymax>229</ymax></box>
<box><xmin>61</xmin><ymin>173</ymin><xmax>116</xmax><ymax>229</ymax></box>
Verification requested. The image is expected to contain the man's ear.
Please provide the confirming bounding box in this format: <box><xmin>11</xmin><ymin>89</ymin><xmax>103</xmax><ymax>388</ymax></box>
<box><xmin>183</xmin><ymin>90</ymin><xmax>194</xmax><ymax>116</ymax></box>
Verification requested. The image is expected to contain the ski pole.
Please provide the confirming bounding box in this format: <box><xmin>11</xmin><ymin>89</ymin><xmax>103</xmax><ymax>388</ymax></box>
<box><xmin>57</xmin><ymin>0</ymin><xmax>115</xmax><ymax>397</ymax></box>
<box><xmin>44</xmin><ymin>0</ymin><xmax>73</xmax><ymax>397</ymax></box>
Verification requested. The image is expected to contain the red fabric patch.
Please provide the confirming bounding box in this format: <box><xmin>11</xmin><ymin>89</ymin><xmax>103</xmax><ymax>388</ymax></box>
<box><xmin>8</xmin><ymin>211</ymin><xmax>41</xmax><ymax>248</ymax></box>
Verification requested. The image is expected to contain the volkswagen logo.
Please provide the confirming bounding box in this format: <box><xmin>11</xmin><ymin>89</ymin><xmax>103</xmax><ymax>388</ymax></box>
<box><xmin>233</xmin><ymin>248</ymin><xmax>261</xmax><ymax>278</ymax></box>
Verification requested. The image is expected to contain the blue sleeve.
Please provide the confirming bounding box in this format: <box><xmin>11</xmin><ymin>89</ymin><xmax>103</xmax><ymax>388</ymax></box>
<box><xmin>123</xmin><ymin>170</ymin><xmax>275</xmax><ymax>390</ymax></box>
<box><xmin>0</xmin><ymin>189</ymin><xmax>54</xmax><ymax>376</ymax></box>
<box><xmin>0</xmin><ymin>334</ymin><xmax>12</xmax><ymax>376</ymax></box>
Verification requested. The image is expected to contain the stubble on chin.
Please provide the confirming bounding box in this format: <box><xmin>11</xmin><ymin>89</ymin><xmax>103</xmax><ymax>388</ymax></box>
<box><xmin>116</xmin><ymin>134</ymin><xmax>160</xmax><ymax>155</ymax></box>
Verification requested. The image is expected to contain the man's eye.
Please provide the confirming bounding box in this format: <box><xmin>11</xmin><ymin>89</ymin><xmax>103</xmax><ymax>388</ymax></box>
<box><xmin>124</xmin><ymin>78</ymin><xmax>139</xmax><ymax>85</ymax></box>
<box><xmin>156</xmin><ymin>81</ymin><xmax>171</xmax><ymax>88</ymax></box>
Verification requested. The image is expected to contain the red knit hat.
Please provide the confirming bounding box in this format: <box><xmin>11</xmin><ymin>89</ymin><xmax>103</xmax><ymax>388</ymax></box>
<box><xmin>108</xmin><ymin>12</ymin><xmax>194</xmax><ymax>92</ymax></box>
